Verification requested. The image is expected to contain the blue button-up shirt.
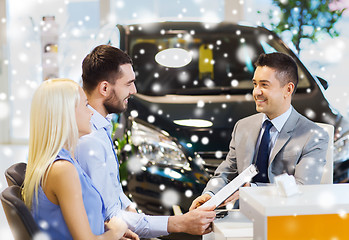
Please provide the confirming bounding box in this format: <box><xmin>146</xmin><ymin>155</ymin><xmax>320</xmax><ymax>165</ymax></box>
<box><xmin>76</xmin><ymin>107</ymin><xmax>169</xmax><ymax>238</ymax></box>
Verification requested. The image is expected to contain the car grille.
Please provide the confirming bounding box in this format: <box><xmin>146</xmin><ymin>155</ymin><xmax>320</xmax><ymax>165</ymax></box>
<box><xmin>197</xmin><ymin>151</ymin><xmax>228</xmax><ymax>177</ymax></box>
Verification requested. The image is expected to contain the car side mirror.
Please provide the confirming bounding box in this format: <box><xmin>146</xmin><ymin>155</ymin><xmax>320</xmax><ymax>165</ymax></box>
<box><xmin>316</xmin><ymin>76</ymin><xmax>329</xmax><ymax>90</ymax></box>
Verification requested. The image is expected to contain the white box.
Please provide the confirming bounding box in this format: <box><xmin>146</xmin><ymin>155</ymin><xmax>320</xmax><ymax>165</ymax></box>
<box><xmin>240</xmin><ymin>184</ymin><xmax>349</xmax><ymax>240</ymax></box>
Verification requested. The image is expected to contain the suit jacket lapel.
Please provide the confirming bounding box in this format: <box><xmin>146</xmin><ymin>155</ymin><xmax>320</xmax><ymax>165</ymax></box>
<box><xmin>244</xmin><ymin>114</ymin><xmax>264</xmax><ymax>166</ymax></box>
<box><xmin>269</xmin><ymin>108</ymin><xmax>300</xmax><ymax>164</ymax></box>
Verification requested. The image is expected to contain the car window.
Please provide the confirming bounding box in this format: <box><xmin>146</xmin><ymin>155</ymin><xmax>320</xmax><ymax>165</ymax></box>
<box><xmin>129</xmin><ymin>28</ymin><xmax>311</xmax><ymax>96</ymax></box>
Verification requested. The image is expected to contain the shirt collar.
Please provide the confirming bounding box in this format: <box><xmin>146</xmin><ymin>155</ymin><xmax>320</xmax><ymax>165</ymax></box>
<box><xmin>89</xmin><ymin>105</ymin><xmax>112</xmax><ymax>130</ymax></box>
<box><xmin>263</xmin><ymin>106</ymin><xmax>292</xmax><ymax>132</ymax></box>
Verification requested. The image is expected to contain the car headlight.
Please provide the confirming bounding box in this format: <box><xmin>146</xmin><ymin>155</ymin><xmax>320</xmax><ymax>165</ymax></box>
<box><xmin>130</xmin><ymin>121</ymin><xmax>190</xmax><ymax>169</ymax></box>
<box><xmin>334</xmin><ymin>134</ymin><xmax>349</xmax><ymax>163</ymax></box>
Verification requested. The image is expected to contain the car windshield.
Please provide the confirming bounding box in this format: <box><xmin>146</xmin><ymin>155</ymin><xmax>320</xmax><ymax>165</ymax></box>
<box><xmin>129</xmin><ymin>26</ymin><xmax>311</xmax><ymax>96</ymax></box>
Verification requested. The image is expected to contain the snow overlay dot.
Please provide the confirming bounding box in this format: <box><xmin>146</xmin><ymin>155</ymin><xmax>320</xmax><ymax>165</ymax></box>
<box><xmin>161</xmin><ymin>189</ymin><xmax>180</xmax><ymax>207</ymax></box>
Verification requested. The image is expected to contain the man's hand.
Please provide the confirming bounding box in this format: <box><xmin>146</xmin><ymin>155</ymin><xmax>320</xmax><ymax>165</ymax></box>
<box><xmin>168</xmin><ymin>205</ymin><xmax>216</xmax><ymax>235</ymax></box>
<box><xmin>220</xmin><ymin>182</ymin><xmax>251</xmax><ymax>207</ymax></box>
<box><xmin>189</xmin><ymin>193</ymin><xmax>212</xmax><ymax>210</ymax></box>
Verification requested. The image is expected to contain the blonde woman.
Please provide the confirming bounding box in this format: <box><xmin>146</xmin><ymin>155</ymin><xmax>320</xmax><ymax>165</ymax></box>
<box><xmin>22</xmin><ymin>79</ymin><xmax>138</xmax><ymax>240</ymax></box>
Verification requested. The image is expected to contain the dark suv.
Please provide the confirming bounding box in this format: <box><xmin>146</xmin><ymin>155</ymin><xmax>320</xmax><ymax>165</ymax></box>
<box><xmin>112</xmin><ymin>21</ymin><xmax>349</xmax><ymax>216</ymax></box>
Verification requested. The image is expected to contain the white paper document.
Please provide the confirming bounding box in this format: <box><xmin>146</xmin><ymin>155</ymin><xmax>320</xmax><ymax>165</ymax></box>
<box><xmin>200</xmin><ymin>164</ymin><xmax>258</xmax><ymax>208</ymax></box>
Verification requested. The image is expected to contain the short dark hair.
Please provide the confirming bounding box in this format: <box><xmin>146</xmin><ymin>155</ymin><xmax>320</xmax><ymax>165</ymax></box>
<box><xmin>254</xmin><ymin>52</ymin><xmax>298</xmax><ymax>90</ymax></box>
<box><xmin>82</xmin><ymin>45</ymin><xmax>132</xmax><ymax>94</ymax></box>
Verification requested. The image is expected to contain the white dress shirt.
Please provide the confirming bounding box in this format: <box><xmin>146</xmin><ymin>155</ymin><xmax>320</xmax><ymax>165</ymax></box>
<box><xmin>253</xmin><ymin>106</ymin><xmax>293</xmax><ymax>164</ymax></box>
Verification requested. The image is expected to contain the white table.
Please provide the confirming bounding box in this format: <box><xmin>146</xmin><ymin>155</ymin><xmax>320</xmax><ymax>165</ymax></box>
<box><xmin>203</xmin><ymin>210</ymin><xmax>253</xmax><ymax>240</ymax></box>
<box><xmin>240</xmin><ymin>184</ymin><xmax>349</xmax><ymax>240</ymax></box>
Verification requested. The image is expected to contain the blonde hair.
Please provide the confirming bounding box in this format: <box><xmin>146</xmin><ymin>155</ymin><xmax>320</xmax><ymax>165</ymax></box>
<box><xmin>22</xmin><ymin>78</ymin><xmax>80</xmax><ymax>209</ymax></box>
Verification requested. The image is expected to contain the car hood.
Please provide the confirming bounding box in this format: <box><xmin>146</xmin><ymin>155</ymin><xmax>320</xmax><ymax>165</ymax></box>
<box><xmin>127</xmin><ymin>93</ymin><xmax>258</xmax><ymax>154</ymax></box>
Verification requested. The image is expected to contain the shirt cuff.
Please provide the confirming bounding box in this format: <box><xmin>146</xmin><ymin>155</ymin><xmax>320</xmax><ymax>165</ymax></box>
<box><xmin>147</xmin><ymin>215</ymin><xmax>169</xmax><ymax>237</ymax></box>
<box><xmin>204</xmin><ymin>191</ymin><xmax>215</xmax><ymax>197</ymax></box>
<box><xmin>119</xmin><ymin>211</ymin><xmax>169</xmax><ymax>238</ymax></box>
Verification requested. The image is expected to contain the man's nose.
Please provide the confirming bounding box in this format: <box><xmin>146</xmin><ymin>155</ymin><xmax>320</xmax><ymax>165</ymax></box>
<box><xmin>253</xmin><ymin>86</ymin><xmax>262</xmax><ymax>95</ymax></box>
<box><xmin>130</xmin><ymin>83</ymin><xmax>137</xmax><ymax>95</ymax></box>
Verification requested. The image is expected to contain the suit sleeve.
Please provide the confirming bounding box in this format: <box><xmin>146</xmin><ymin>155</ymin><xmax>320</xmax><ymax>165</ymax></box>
<box><xmin>294</xmin><ymin>126</ymin><xmax>329</xmax><ymax>185</ymax></box>
<box><xmin>203</xmin><ymin>121</ymin><xmax>240</xmax><ymax>194</ymax></box>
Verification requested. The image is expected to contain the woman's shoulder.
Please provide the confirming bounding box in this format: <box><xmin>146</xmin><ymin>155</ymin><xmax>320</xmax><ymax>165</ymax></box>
<box><xmin>50</xmin><ymin>159</ymin><xmax>78</xmax><ymax>182</ymax></box>
<box><xmin>43</xmin><ymin>158</ymin><xmax>80</xmax><ymax>205</ymax></box>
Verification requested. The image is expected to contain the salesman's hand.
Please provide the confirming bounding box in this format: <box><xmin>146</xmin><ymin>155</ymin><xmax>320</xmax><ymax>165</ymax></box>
<box><xmin>220</xmin><ymin>182</ymin><xmax>251</xmax><ymax>207</ymax></box>
<box><xmin>189</xmin><ymin>193</ymin><xmax>212</xmax><ymax>210</ymax></box>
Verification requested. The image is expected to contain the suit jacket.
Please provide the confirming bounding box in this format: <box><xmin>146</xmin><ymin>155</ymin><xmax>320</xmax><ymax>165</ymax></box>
<box><xmin>203</xmin><ymin>108</ymin><xmax>329</xmax><ymax>194</ymax></box>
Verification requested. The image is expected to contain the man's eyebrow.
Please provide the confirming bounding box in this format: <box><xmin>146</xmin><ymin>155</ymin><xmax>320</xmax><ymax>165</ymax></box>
<box><xmin>252</xmin><ymin>79</ymin><xmax>270</xmax><ymax>83</ymax></box>
<box><xmin>127</xmin><ymin>79</ymin><xmax>136</xmax><ymax>84</ymax></box>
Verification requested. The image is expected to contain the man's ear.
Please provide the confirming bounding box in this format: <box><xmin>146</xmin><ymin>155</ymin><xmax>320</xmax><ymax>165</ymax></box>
<box><xmin>98</xmin><ymin>81</ymin><xmax>109</xmax><ymax>97</ymax></box>
<box><xmin>285</xmin><ymin>82</ymin><xmax>295</xmax><ymax>98</ymax></box>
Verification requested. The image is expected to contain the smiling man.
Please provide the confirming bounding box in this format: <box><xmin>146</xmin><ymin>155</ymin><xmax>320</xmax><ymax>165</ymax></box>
<box><xmin>190</xmin><ymin>52</ymin><xmax>329</xmax><ymax>210</ymax></box>
<box><xmin>75</xmin><ymin>45</ymin><xmax>216</xmax><ymax>239</ymax></box>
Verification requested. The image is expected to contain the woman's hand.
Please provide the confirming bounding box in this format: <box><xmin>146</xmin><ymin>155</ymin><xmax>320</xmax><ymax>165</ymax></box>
<box><xmin>105</xmin><ymin>217</ymin><xmax>128</xmax><ymax>239</ymax></box>
<box><xmin>120</xmin><ymin>229</ymin><xmax>139</xmax><ymax>240</ymax></box>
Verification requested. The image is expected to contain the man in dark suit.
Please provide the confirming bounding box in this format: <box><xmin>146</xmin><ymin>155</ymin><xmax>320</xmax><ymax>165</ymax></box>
<box><xmin>190</xmin><ymin>52</ymin><xmax>329</xmax><ymax>210</ymax></box>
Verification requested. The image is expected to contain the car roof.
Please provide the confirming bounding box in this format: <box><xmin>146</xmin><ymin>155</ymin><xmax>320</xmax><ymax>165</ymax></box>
<box><xmin>118</xmin><ymin>21</ymin><xmax>272</xmax><ymax>36</ymax></box>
